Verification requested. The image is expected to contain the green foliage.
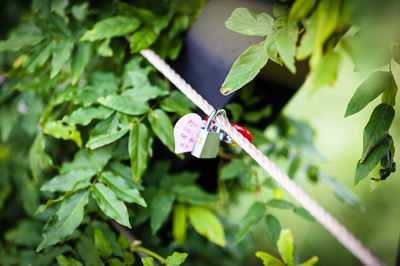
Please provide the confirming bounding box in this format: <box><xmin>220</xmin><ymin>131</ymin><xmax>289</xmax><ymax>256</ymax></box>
<box><xmin>223</xmin><ymin>0</ymin><xmax>400</xmax><ymax>184</ymax></box>
<box><xmin>0</xmin><ymin>0</ymin><xmax>383</xmax><ymax>265</ymax></box>
<box><xmin>187</xmin><ymin>206</ymin><xmax>226</xmax><ymax>247</ymax></box>
<box><xmin>0</xmin><ymin>1</ymin><xmax>215</xmax><ymax>264</ymax></box>
<box><xmin>80</xmin><ymin>16</ymin><xmax>141</xmax><ymax>41</ymax></box>
<box><xmin>225</xmin><ymin>8</ymin><xmax>275</xmax><ymax>37</ymax></box>
<box><xmin>265</xmin><ymin>215</ymin><xmax>282</xmax><ymax>246</ymax></box>
<box><xmin>129</xmin><ymin>123</ymin><xmax>150</xmax><ymax>182</ymax></box>
<box><xmin>345</xmin><ymin>71</ymin><xmax>394</xmax><ymax>117</ymax></box>
<box><xmin>289</xmin><ymin>0</ymin><xmax>317</xmax><ymax>22</ymax></box>
<box><xmin>147</xmin><ymin>109</ymin><xmax>175</xmax><ymax>153</ymax></box>
<box><xmin>37</xmin><ymin>190</ymin><xmax>89</xmax><ymax>251</ymax></box>
<box><xmin>275</xmin><ymin>20</ymin><xmax>297</xmax><ymax>73</ymax></box>
<box><xmin>234</xmin><ymin>202</ymin><xmax>265</xmax><ymax>244</ymax></box>
<box><xmin>256</xmin><ymin>229</ymin><xmax>318</xmax><ymax>266</ymax></box>
<box><xmin>172</xmin><ymin>204</ymin><xmax>187</xmax><ymax>246</ymax></box>
<box><xmin>165</xmin><ymin>252</ymin><xmax>188</xmax><ymax>266</ymax></box>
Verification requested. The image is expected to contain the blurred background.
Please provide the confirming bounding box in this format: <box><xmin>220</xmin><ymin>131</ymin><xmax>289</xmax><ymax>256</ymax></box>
<box><xmin>227</xmin><ymin>53</ymin><xmax>400</xmax><ymax>265</ymax></box>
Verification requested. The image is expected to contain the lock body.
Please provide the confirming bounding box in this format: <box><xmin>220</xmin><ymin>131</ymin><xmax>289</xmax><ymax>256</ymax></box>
<box><xmin>191</xmin><ymin>129</ymin><xmax>220</xmax><ymax>158</ymax></box>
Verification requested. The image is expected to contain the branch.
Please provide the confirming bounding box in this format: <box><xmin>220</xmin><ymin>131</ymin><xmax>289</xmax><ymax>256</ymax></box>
<box><xmin>110</xmin><ymin>220</ymin><xmax>148</xmax><ymax>258</ymax></box>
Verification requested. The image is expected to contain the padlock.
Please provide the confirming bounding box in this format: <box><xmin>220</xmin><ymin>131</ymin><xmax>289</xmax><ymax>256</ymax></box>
<box><xmin>191</xmin><ymin>109</ymin><xmax>225</xmax><ymax>158</ymax></box>
<box><xmin>220</xmin><ymin>133</ymin><xmax>242</xmax><ymax>154</ymax></box>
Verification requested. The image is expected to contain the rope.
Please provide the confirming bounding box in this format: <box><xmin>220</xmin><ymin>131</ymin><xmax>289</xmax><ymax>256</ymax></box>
<box><xmin>140</xmin><ymin>49</ymin><xmax>384</xmax><ymax>266</ymax></box>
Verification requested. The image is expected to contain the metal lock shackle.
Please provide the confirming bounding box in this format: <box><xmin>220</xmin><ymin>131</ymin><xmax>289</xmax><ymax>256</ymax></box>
<box><xmin>204</xmin><ymin>109</ymin><xmax>226</xmax><ymax>132</ymax></box>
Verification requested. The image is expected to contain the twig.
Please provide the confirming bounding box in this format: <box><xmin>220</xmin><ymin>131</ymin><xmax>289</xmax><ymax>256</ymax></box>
<box><xmin>110</xmin><ymin>220</ymin><xmax>148</xmax><ymax>258</ymax></box>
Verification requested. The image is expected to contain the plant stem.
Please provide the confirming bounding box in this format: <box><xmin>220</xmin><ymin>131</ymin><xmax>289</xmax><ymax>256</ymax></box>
<box><xmin>133</xmin><ymin>246</ymin><xmax>166</xmax><ymax>264</ymax></box>
<box><xmin>137</xmin><ymin>101</ymin><xmax>159</xmax><ymax>124</ymax></box>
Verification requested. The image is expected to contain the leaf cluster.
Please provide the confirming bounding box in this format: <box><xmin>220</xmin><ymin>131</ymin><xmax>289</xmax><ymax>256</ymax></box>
<box><xmin>222</xmin><ymin>0</ymin><xmax>400</xmax><ymax>186</ymax></box>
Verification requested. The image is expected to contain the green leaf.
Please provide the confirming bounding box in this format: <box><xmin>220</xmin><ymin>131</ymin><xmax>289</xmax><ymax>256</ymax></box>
<box><xmin>92</xmin><ymin>221</ymin><xmax>123</xmax><ymax>257</ymax></box>
<box><xmin>141</xmin><ymin>257</ymin><xmax>156</xmax><ymax>266</ymax></box>
<box><xmin>37</xmin><ymin>190</ymin><xmax>89</xmax><ymax>251</ymax></box>
<box><xmin>35</xmin><ymin>193</ymin><xmax>70</xmax><ymax>216</ymax></box>
<box><xmin>160</xmin><ymin>97</ymin><xmax>191</xmax><ymax>116</ymax></box>
<box><xmin>43</xmin><ymin>120</ymin><xmax>82</xmax><ymax>147</ymax></box>
<box><xmin>319</xmin><ymin>172</ymin><xmax>363</xmax><ymax>210</ymax></box>
<box><xmin>265</xmin><ymin>215</ymin><xmax>282</xmax><ymax>246</ymax></box>
<box><xmin>255</xmin><ymin>251</ymin><xmax>284</xmax><ymax>266</ymax></box>
<box><xmin>187</xmin><ymin>206</ymin><xmax>226</xmax><ymax>246</ymax></box>
<box><xmin>51</xmin><ymin>39</ymin><xmax>74</xmax><ymax>78</ymax></box>
<box><xmin>382</xmin><ymin>79</ymin><xmax>397</xmax><ymax>107</ymax></box>
<box><xmin>41</xmin><ymin>168</ymin><xmax>96</xmax><ymax>192</ymax></box>
<box><xmin>118</xmin><ymin>234</ymin><xmax>130</xmax><ymax>250</ymax></box>
<box><xmin>0</xmin><ymin>32</ymin><xmax>44</xmax><ymax>52</ymax></box>
<box><xmin>123</xmin><ymin>249</ymin><xmax>135</xmax><ymax>264</ymax></box>
<box><xmin>76</xmin><ymin>235</ymin><xmax>104</xmax><ymax>266</ymax></box>
<box><xmin>277</xmin><ymin>229</ymin><xmax>294</xmax><ymax>264</ymax></box>
<box><xmin>297</xmin><ymin>14</ymin><xmax>316</xmax><ymax>61</ymax></box>
<box><xmin>130</xmin><ymin>27</ymin><xmax>158</xmax><ymax>53</ymax></box>
<box><xmin>81</xmin><ymin>16</ymin><xmax>141</xmax><ymax>41</ymax></box>
<box><xmin>169</xmin><ymin>15</ymin><xmax>190</xmax><ymax>39</ymax></box>
<box><xmin>169</xmin><ymin>38</ymin><xmax>183</xmax><ymax>60</ymax></box>
<box><xmin>160</xmin><ymin>171</ymin><xmax>198</xmax><ymax>188</ymax></box>
<box><xmin>107</xmin><ymin>161</ymin><xmax>143</xmax><ymax>189</ymax></box>
<box><xmin>150</xmin><ymin>191</ymin><xmax>175</xmax><ymax>234</ymax></box>
<box><xmin>72</xmin><ymin>2</ymin><xmax>88</xmax><ymax>21</ymax></box>
<box><xmin>86</xmin><ymin>128</ymin><xmax>128</xmax><ymax>150</ymax></box>
<box><xmin>166</xmin><ymin>252</ymin><xmax>188</xmax><ymax>266</ymax></box>
<box><xmin>170</xmin><ymin>91</ymin><xmax>196</xmax><ymax>110</ymax></box>
<box><xmin>129</xmin><ymin>123</ymin><xmax>149</xmax><ymax>182</ymax></box>
<box><xmin>100</xmin><ymin>171</ymin><xmax>146</xmax><ymax>207</ymax></box>
<box><xmin>17</xmin><ymin>176</ymin><xmax>39</xmax><ymax>216</ymax></box>
<box><xmin>264</xmin><ymin>31</ymin><xmax>282</xmax><ymax>65</ymax></box>
<box><xmin>148</xmin><ymin>109</ymin><xmax>175</xmax><ymax>153</ymax></box>
<box><xmin>5</xmin><ymin>220</ymin><xmax>42</xmax><ymax>246</ymax></box>
<box><xmin>172</xmin><ymin>204</ymin><xmax>187</xmax><ymax>246</ymax></box>
<box><xmin>174</xmin><ymin>186</ymin><xmax>218</xmax><ymax>205</ymax></box>
<box><xmin>298</xmin><ymin>256</ymin><xmax>319</xmax><ymax>266</ymax></box>
<box><xmin>345</xmin><ymin>71</ymin><xmax>394</xmax><ymax>117</ymax></box>
<box><xmin>234</xmin><ymin>202</ymin><xmax>265</xmax><ymax>244</ymax></box>
<box><xmin>56</xmin><ymin>255</ymin><xmax>83</xmax><ymax>266</ymax></box>
<box><xmin>0</xmin><ymin>107</ymin><xmax>18</xmax><ymax>142</ymax></box>
<box><xmin>341</xmin><ymin>31</ymin><xmax>390</xmax><ymax>72</ymax></box>
<box><xmin>219</xmin><ymin>160</ymin><xmax>247</xmax><ymax>180</ymax></box>
<box><xmin>221</xmin><ymin>43</ymin><xmax>268</xmax><ymax>95</ymax></box>
<box><xmin>51</xmin><ymin>0</ymin><xmax>69</xmax><ymax>21</ymax></box>
<box><xmin>391</xmin><ymin>58</ymin><xmax>400</xmax><ymax>89</ymax></box>
<box><xmin>361</xmin><ymin>104</ymin><xmax>395</xmax><ymax>161</ymax></box>
<box><xmin>29</xmin><ymin>132</ymin><xmax>52</xmax><ymax>182</ymax></box>
<box><xmin>355</xmin><ymin>135</ymin><xmax>392</xmax><ymax>184</ymax></box>
<box><xmin>289</xmin><ymin>0</ymin><xmax>317</xmax><ymax>21</ymax></box>
<box><xmin>293</xmin><ymin>207</ymin><xmax>315</xmax><ymax>222</ymax></box>
<box><xmin>94</xmin><ymin>228</ymin><xmax>112</xmax><ymax>259</ymax></box>
<box><xmin>108</xmin><ymin>258</ymin><xmax>125</xmax><ymax>266</ymax></box>
<box><xmin>311</xmin><ymin>0</ymin><xmax>340</xmax><ymax>67</ymax></box>
<box><xmin>23</xmin><ymin>39</ymin><xmax>57</xmax><ymax>73</ymax></box>
<box><xmin>98</xmin><ymin>38</ymin><xmax>113</xmax><ymax>57</ymax></box>
<box><xmin>91</xmin><ymin>183</ymin><xmax>131</xmax><ymax>228</ymax></box>
<box><xmin>267</xmin><ymin>199</ymin><xmax>295</xmax><ymax>209</ymax></box>
<box><xmin>122</xmin><ymin>68</ymin><xmax>168</xmax><ymax>101</ymax></box>
<box><xmin>275</xmin><ymin>21</ymin><xmax>297</xmax><ymax>73</ymax></box>
<box><xmin>309</xmin><ymin>51</ymin><xmax>340</xmax><ymax>92</ymax></box>
<box><xmin>63</xmin><ymin>106</ymin><xmax>114</xmax><ymax>126</ymax></box>
<box><xmin>225</xmin><ymin>8</ymin><xmax>274</xmax><ymax>37</ymax></box>
<box><xmin>60</xmin><ymin>146</ymin><xmax>112</xmax><ymax>173</ymax></box>
<box><xmin>98</xmin><ymin>95</ymin><xmax>149</xmax><ymax>116</ymax></box>
<box><xmin>71</xmin><ymin>42</ymin><xmax>92</xmax><ymax>85</ymax></box>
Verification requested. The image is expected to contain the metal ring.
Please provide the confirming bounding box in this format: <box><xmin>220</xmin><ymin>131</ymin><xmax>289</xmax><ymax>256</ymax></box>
<box><xmin>205</xmin><ymin>109</ymin><xmax>226</xmax><ymax>131</ymax></box>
